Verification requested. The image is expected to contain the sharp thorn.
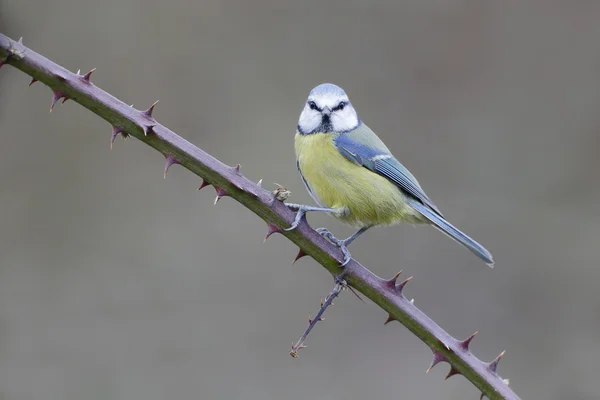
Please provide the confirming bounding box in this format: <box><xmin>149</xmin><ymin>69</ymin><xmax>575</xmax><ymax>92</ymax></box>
<box><xmin>308</xmin><ymin>314</ymin><xmax>312</xmax><ymax>324</ymax></box>
<box><xmin>213</xmin><ymin>187</ymin><xmax>228</xmax><ymax>205</ymax></box>
<box><xmin>61</xmin><ymin>97</ymin><xmax>69</xmax><ymax>104</ymax></box>
<box><xmin>384</xmin><ymin>270</ymin><xmax>403</xmax><ymax>288</ymax></box>
<box><xmin>486</xmin><ymin>350</ymin><xmax>505</xmax><ymax>373</ymax></box>
<box><xmin>142</xmin><ymin>100</ymin><xmax>159</xmax><ymax>118</ymax></box>
<box><xmin>444</xmin><ymin>367</ymin><xmax>460</xmax><ymax>380</ymax></box>
<box><xmin>384</xmin><ymin>314</ymin><xmax>395</xmax><ymax>325</ymax></box>
<box><xmin>257</xmin><ymin>179</ymin><xmax>263</xmax><ymax>187</ymax></box>
<box><xmin>17</xmin><ymin>37</ymin><xmax>23</xmax><ymax>44</ymax></box>
<box><xmin>480</xmin><ymin>394</ymin><xmax>485</xmax><ymax>400</ymax></box>
<box><xmin>234</xmin><ymin>164</ymin><xmax>241</xmax><ymax>173</ymax></box>
<box><xmin>28</xmin><ymin>78</ymin><xmax>37</xmax><ymax>86</ymax></box>
<box><xmin>319</xmin><ymin>317</ymin><xmax>325</xmax><ymax>321</ymax></box>
<box><xmin>397</xmin><ymin>276</ymin><xmax>413</xmax><ymax>293</ymax></box>
<box><xmin>292</xmin><ymin>248</ymin><xmax>308</xmax><ymax>264</ymax></box>
<box><xmin>49</xmin><ymin>90</ymin><xmax>67</xmax><ymax>112</ymax></box>
<box><xmin>77</xmin><ymin>69</ymin><xmax>81</xmax><ymax>75</ymax></box>
<box><xmin>163</xmin><ymin>155</ymin><xmax>179</xmax><ymax>179</ymax></box>
<box><xmin>82</xmin><ymin>68</ymin><xmax>96</xmax><ymax>82</ymax></box>
<box><xmin>263</xmin><ymin>223</ymin><xmax>281</xmax><ymax>242</ymax></box>
<box><xmin>320</xmin><ymin>298</ymin><xmax>324</xmax><ymax>306</ymax></box>
<box><xmin>142</xmin><ymin>123</ymin><xmax>156</xmax><ymax>136</ymax></box>
<box><xmin>458</xmin><ymin>331</ymin><xmax>479</xmax><ymax>351</ymax></box>
<box><xmin>410</xmin><ymin>298</ymin><xmax>415</xmax><ymax>304</ymax></box>
<box><xmin>110</xmin><ymin>126</ymin><xmax>122</xmax><ymax>150</ymax></box>
<box><xmin>426</xmin><ymin>351</ymin><xmax>447</xmax><ymax>374</ymax></box>
<box><xmin>198</xmin><ymin>180</ymin><xmax>211</xmax><ymax>191</ymax></box>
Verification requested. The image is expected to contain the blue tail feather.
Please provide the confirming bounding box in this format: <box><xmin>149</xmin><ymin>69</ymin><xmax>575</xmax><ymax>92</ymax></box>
<box><xmin>409</xmin><ymin>201</ymin><xmax>494</xmax><ymax>267</ymax></box>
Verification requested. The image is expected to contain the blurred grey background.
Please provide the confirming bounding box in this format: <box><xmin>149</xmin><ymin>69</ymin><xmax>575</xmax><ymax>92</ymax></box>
<box><xmin>1</xmin><ymin>1</ymin><xmax>599</xmax><ymax>399</ymax></box>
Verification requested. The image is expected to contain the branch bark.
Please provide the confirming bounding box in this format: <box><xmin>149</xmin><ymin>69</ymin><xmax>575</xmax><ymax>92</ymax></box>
<box><xmin>0</xmin><ymin>33</ymin><xmax>519</xmax><ymax>400</ymax></box>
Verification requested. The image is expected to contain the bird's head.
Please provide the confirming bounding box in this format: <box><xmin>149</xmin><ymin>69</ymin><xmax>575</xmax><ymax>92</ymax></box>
<box><xmin>297</xmin><ymin>83</ymin><xmax>360</xmax><ymax>134</ymax></box>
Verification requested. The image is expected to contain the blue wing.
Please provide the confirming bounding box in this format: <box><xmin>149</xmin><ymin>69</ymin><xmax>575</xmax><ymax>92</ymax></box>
<box><xmin>334</xmin><ymin>124</ymin><xmax>442</xmax><ymax>216</ymax></box>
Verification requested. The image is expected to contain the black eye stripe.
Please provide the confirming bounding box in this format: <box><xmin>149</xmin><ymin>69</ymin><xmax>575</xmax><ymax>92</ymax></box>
<box><xmin>332</xmin><ymin>101</ymin><xmax>347</xmax><ymax>111</ymax></box>
<box><xmin>308</xmin><ymin>101</ymin><xmax>320</xmax><ymax>111</ymax></box>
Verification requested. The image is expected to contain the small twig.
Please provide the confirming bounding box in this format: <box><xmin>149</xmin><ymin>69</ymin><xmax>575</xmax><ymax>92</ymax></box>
<box><xmin>290</xmin><ymin>278</ymin><xmax>345</xmax><ymax>358</ymax></box>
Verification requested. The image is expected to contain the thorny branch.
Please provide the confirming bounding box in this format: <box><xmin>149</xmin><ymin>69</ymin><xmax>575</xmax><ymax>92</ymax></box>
<box><xmin>0</xmin><ymin>33</ymin><xmax>519</xmax><ymax>400</ymax></box>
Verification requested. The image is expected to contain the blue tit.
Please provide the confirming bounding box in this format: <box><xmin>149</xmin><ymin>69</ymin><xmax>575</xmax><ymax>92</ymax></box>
<box><xmin>285</xmin><ymin>83</ymin><xmax>493</xmax><ymax>268</ymax></box>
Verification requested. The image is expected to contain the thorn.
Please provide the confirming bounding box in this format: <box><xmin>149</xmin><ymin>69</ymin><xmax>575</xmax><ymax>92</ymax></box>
<box><xmin>444</xmin><ymin>367</ymin><xmax>460</xmax><ymax>380</ymax></box>
<box><xmin>480</xmin><ymin>394</ymin><xmax>485</xmax><ymax>400</ymax></box>
<box><xmin>28</xmin><ymin>78</ymin><xmax>37</xmax><ymax>86</ymax></box>
<box><xmin>263</xmin><ymin>223</ymin><xmax>281</xmax><ymax>242</ymax></box>
<box><xmin>384</xmin><ymin>314</ymin><xmax>395</xmax><ymax>325</ymax></box>
<box><xmin>82</xmin><ymin>68</ymin><xmax>96</xmax><ymax>82</ymax></box>
<box><xmin>503</xmin><ymin>379</ymin><xmax>510</xmax><ymax>385</ymax></box>
<box><xmin>319</xmin><ymin>317</ymin><xmax>325</xmax><ymax>321</ymax></box>
<box><xmin>292</xmin><ymin>248</ymin><xmax>308</xmax><ymax>264</ymax></box>
<box><xmin>234</xmin><ymin>164</ymin><xmax>241</xmax><ymax>173</ymax></box>
<box><xmin>49</xmin><ymin>90</ymin><xmax>67</xmax><ymax>112</ymax></box>
<box><xmin>486</xmin><ymin>350</ymin><xmax>505</xmax><ymax>373</ymax></box>
<box><xmin>384</xmin><ymin>270</ymin><xmax>403</xmax><ymax>288</ymax></box>
<box><xmin>77</xmin><ymin>69</ymin><xmax>81</xmax><ymax>75</ymax></box>
<box><xmin>17</xmin><ymin>37</ymin><xmax>23</xmax><ymax>44</ymax></box>
<box><xmin>458</xmin><ymin>331</ymin><xmax>479</xmax><ymax>351</ymax></box>
<box><xmin>213</xmin><ymin>186</ymin><xmax>228</xmax><ymax>205</ymax></box>
<box><xmin>308</xmin><ymin>314</ymin><xmax>312</xmax><ymax>324</ymax></box>
<box><xmin>110</xmin><ymin>127</ymin><xmax>128</xmax><ymax>149</ymax></box>
<box><xmin>198</xmin><ymin>180</ymin><xmax>211</xmax><ymax>191</ymax></box>
<box><xmin>410</xmin><ymin>298</ymin><xmax>415</xmax><ymax>304</ymax></box>
<box><xmin>142</xmin><ymin>100</ymin><xmax>159</xmax><ymax>118</ymax></box>
<box><xmin>61</xmin><ymin>97</ymin><xmax>69</xmax><ymax>104</ymax></box>
<box><xmin>142</xmin><ymin>123</ymin><xmax>156</xmax><ymax>136</ymax></box>
<box><xmin>163</xmin><ymin>155</ymin><xmax>179</xmax><ymax>178</ymax></box>
<box><xmin>397</xmin><ymin>276</ymin><xmax>413</xmax><ymax>293</ymax></box>
<box><xmin>426</xmin><ymin>351</ymin><xmax>447</xmax><ymax>374</ymax></box>
<box><xmin>257</xmin><ymin>179</ymin><xmax>263</xmax><ymax>187</ymax></box>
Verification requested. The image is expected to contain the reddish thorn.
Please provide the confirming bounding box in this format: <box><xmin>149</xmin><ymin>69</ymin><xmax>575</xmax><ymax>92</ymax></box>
<box><xmin>384</xmin><ymin>314</ymin><xmax>395</xmax><ymax>325</ymax></box>
<box><xmin>198</xmin><ymin>180</ymin><xmax>211</xmax><ymax>191</ymax></box>
<box><xmin>444</xmin><ymin>367</ymin><xmax>460</xmax><ymax>380</ymax></box>
<box><xmin>110</xmin><ymin>126</ymin><xmax>122</xmax><ymax>150</ymax></box>
<box><xmin>384</xmin><ymin>270</ymin><xmax>403</xmax><ymax>288</ymax></box>
<box><xmin>61</xmin><ymin>97</ymin><xmax>69</xmax><ymax>104</ymax></box>
<box><xmin>426</xmin><ymin>351</ymin><xmax>447</xmax><ymax>374</ymax></box>
<box><xmin>263</xmin><ymin>223</ymin><xmax>281</xmax><ymax>242</ymax></box>
<box><xmin>142</xmin><ymin>123</ymin><xmax>156</xmax><ymax>136</ymax></box>
<box><xmin>397</xmin><ymin>276</ymin><xmax>413</xmax><ymax>293</ymax></box>
<box><xmin>28</xmin><ymin>78</ymin><xmax>37</xmax><ymax>86</ymax></box>
<box><xmin>82</xmin><ymin>68</ymin><xmax>96</xmax><ymax>82</ymax></box>
<box><xmin>308</xmin><ymin>314</ymin><xmax>312</xmax><ymax>324</ymax></box>
<box><xmin>213</xmin><ymin>186</ymin><xmax>228</xmax><ymax>205</ymax></box>
<box><xmin>292</xmin><ymin>248</ymin><xmax>308</xmax><ymax>264</ymax></box>
<box><xmin>234</xmin><ymin>164</ymin><xmax>241</xmax><ymax>173</ymax></box>
<box><xmin>142</xmin><ymin>100</ymin><xmax>159</xmax><ymax>118</ymax></box>
<box><xmin>486</xmin><ymin>350</ymin><xmax>505</xmax><ymax>373</ymax></box>
<box><xmin>163</xmin><ymin>155</ymin><xmax>179</xmax><ymax>179</ymax></box>
<box><xmin>50</xmin><ymin>90</ymin><xmax>67</xmax><ymax>112</ymax></box>
<box><xmin>458</xmin><ymin>331</ymin><xmax>479</xmax><ymax>351</ymax></box>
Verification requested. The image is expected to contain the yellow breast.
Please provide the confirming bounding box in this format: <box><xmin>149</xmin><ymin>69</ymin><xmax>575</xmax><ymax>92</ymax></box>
<box><xmin>294</xmin><ymin>132</ymin><xmax>421</xmax><ymax>227</ymax></box>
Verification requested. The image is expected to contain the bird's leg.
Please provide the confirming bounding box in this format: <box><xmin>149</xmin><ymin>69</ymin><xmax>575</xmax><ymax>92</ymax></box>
<box><xmin>315</xmin><ymin>226</ymin><xmax>371</xmax><ymax>266</ymax></box>
<box><xmin>284</xmin><ymin>203</ymin><xmax>336</xmax><ymax>231</ymax></box>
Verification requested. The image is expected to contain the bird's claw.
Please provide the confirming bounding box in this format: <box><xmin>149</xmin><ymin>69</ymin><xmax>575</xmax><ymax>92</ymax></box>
<box><xmin>284</xmin><ymin>205</ymin><xmax>306</xmax><ymax>231</ymax></box>
<box><xmin>315</xmin><ymin>228</ymin><xmax>353</xmax><ymax>267</ymax></box>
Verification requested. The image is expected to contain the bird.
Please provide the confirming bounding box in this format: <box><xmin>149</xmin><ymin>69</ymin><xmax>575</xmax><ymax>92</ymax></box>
<box><xmin>284</xmin><ymin>83</ymin><xmax>494</xmax><ymax>268</ymax></box>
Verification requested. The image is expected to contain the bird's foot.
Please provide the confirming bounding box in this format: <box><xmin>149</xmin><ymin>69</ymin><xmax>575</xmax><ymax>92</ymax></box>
<box><xmin>315</xmin><ymin>228</ymin><xmax>353</xmax><ymax>267</ymax></box>
<box><xmin>284</xmin><ymin>204</ymin><xmax>335</xmax><ymax>231</ymax></box>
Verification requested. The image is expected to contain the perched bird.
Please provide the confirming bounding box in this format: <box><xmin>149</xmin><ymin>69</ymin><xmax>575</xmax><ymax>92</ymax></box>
<box><xmin>285</xmin><ymin>83</ymin><xmax>494</xmax><ymax>267</ymax></box>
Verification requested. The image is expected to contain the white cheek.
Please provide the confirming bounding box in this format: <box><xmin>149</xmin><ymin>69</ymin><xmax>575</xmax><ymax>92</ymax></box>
<box><xmin>332</xmin><ymin>109</ymin><xmax>359</xmax><ymax>132</ymax></box>
<box><xmin>298</xmin><ymin>108</ymin><xmax>321</xmax><ymax>132</ymax></box>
